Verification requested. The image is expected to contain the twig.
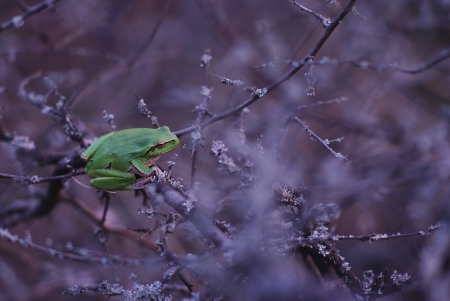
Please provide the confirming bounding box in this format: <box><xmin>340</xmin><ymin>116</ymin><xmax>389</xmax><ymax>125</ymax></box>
<box><xmin>317</xmin><ymin>50</ymin><xmax>450</xmax><ymax>74</ymax></box>
<box><xmin>330</xmin><ymin>221</ymin><xmax>445</xmax><ymax>242</ymax></box>
<box><xmin>0</xmin><ymin>0</ymin><xmax>62</xmax><ymax>33</ymax></box>
<box><xmin>0</xmin><ymin>170</ymin><xmax>85</xmax><ymax>184</ymax></box>
<box><xmin>190</xmin><ymin>49</ymin><xmax>212</xmax><ymax>190</ymax></box>
<box><xmin>128</xmin><ymin>0</ymin><xmax>173</xmax><ymax>68</ymax></box>
<box><xmin>292</xmin><ymin>116</ymin><xmax>350</xmax><ymax>163</ymax></box>
<box><xmin>295</xmin><ymin>97</ymin><xmax>348</xmax><ymax>111</ymax></box>
<box><xmin>174</xmin><ymin>0</ymin><xmax>359</xmax><ymax>137</ymax></box>
<box><xmin>276</xmin><ymin>97</ymin><xmax>348</xmax><ymax>163</ymax></box>
<box><xmin>257</xmin><ymin>48</ymin><xmax>450</xmax><ymax>75</ymax></box>
<box><xmin>153</xmin><ymin>181</ymin><xmax>234</xmax><ymax>250</ymax></box>
<box><xmin>0</xmin><ymin>228</ymin><xmax>163</xmax><ymax>266</ymax></box>
<box><xmin>297</xmin><ymin>242</ymin><xmax>362</xmax><ymax>294</ymax></box>
<box><xmin>288</xmin><ymin>0</ymin><xmax>331</xmax><ymax>28</ymax></box>
<box><xmin>18</xmin><ymin>71</ymin><xmax>85</xmax><ymax>145</ymax></box>
<box><xmin>0</xmin><ymin>151</ymin><xmax>86</xmax><ymax>228</ymax></box>
<box><xmin>71</xmin><ymin>0</ymin><xmax>172</xmax><ymax>105</ymax></box>
<box><xmin>66</xmin><ymin>197</ymin><xmax>159</xmax><ymax>251</ymax></box>
<box><xmin>13</xmin><ymin>0</ymin><xmax>30</xmax><ymax>12</ymax></box>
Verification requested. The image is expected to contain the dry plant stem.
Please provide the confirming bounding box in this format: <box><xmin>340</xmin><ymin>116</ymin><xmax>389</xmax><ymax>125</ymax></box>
<box><xmin>158</xmin><ymin>226</ymin><xmax>195</xmax><ymax>292</ymax></box>
<box><xmin>18</xmin><ymin>71</ymin><xmax>85</xmax><ymax>145</ymax></box>
<box><xmin>174</xmin><ymin>0</ymin><xmax>359</xmax><ymax>137</ymax></box>
<box><xmin>176</xmin><ymin>270</ymin><xmax>194</xmax><ymax>293</ymax></box>
<box><xmin>66</xmin><ymin>197</ymin><xmax>159</xmax><ymax>251</ymax></box>
<box><xmin>292</xmin><ymin>116</ymin><xmax>349</xmax><ymax>163</ymax></box>
<box><xmin>262</xmin><ymin>49</ymin><xmax>450</xmax><ymax>74</ymax></box>
<box><xmin>159</xmin><ymin>230</ymin><xmax>194</xmax><ymax>292</ymax></box>
<box><xmin>288</xmin><ymin>0</ymin><xmax>331</xmax><ymax>28</ymax></box>
<box><xmin>298</xmin><ymin>242</ymin><xmax>362</xmax><ymax>294</ymax></box>
<box><xmin>0</xmin><ymin>0</ymin><xmax>62</xmax><ymax>33</ymax></box>
<box><xmin>99</xmin><ymin>192</ymin><xmax>110</xmax><ymax>227</ymax></box>
<box><xmin>128</xmin><ymin>0</ymin><xmax>172</xmax><ymax>67</ymax></box>
<box><xmin>371</xmin><ymin>49</ymin><xmax>450</xmax><ymax>73</ymax></box>
<box><xmin>94</xmin><ymin>192</ymin><xmax>112</xmax><ymax>253</ymax></box>
<box><xmin>13</xmin><ymin>0</ymin><xmax>30</xmax><ymax>11</ymax></box>
<box><xmin>295</xmin><ymin>97</ymin><xmax>348</xmax><ymax>112</ymax></box>
<box><xmin>331</xmin><ymin>222</ymin><xmax>445</xmax><ymax>242</ymax></box>
<box><xmin>0</xmin><ymin>170</ymin><xmax>84</xmax><ymax>184</ymax></box>
<box><xmin>72</xmin><ymin>0</ymin><xmax>172</xmax><ymax>104</ymax></box>
<box><xmin>154</xmin><ymin>181</ymin><xmax>233</xmax><ymax>250</ymax></box>
<box><xmin>321</xmin><ymin>49</ymin><xmax>450</xmax><ymax>74</ymax></box>
<box><xmin>0</xmin><ymin>228</ymin><xmax>163</xmax><ymax>266</ymax></box>
<box><xmin>288</xmin><ymin>222</ymin><xmax>445</xmax><ymax>246</ymax></box>
<box><xmin>0</xmin><ymin>152</ymin><xmax>85</xmax><ymax>228</ymax></box>
<box><xmin>277</xmin><ymin>97</ymin><xmax>348</xmax><ymax>162</ymax></box>
<box><xmin>190</xmin><ymin>146</ymin><xmax>198</xmax><ymax>190</ymax></box>
<box><xmin>191</xmin><ymin>49</ymin><xmax>212</xmax><ymax>189</ymax></box>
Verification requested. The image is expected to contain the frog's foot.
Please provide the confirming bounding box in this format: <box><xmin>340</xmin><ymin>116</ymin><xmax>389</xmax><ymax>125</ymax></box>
<box><xmin>129</xmin><ymin>163</ymin><xmax>155</xmax><ymax>177</ymax></box>
<box><xmin>131</xmin><ymin>176</ymin><xmax>157</xmax><ymax>189</ymax></box>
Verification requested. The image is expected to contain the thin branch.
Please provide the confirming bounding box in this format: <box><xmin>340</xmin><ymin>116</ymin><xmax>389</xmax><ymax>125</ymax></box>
<box><xmin>190</xmin><ymin>49</ymin><xmax>212</xmax><ymax>190</ymax></box>
<box><xmin>276</xmin><ymin>97</ymin><xmax>348</xmax><ymax>163</ymax></box>
<box><xmin>288</xmin><ymin>0</ymin><xmax>331</xmax><ymax>28</ymax></box>
<box><xmin>292</xmin><ymin>116</ymin><xmax>350</xmax><ymax>163</ymax></box>
<box><xmin>259</xmin><ymin>49</ymin><xmax>450</xmax><ymax>75</ymax></box>
<box><xmin>70</xmin><ymin>0</ymin><xmax>172</xmax><ymax>105</ymax></box>
<box><xmin>13</xmin><ymin>0</ymin><xmax>30</xmax><ymax>12</ymax></box>
<box><xmin>66</xmin><ymin>197</ymin><xmax>159</xmax><ymax>251</ymax></box>
<box><xmin>174</xmin><ymin>0</ymin><xmax>358</xmax><ymax>137</ymax></box>
<box><xmin>0</xmin><ymin>228</ymin><xmax>164</xmax><ymax>266</ymax></box>
<box><xmin>18</xmin><ymin>71</ymin><xmax>85</xmax><ymax>144</ymax></box>
<box><xmin>316</xmin><ymin>49</ymin><xmax>450</xmax><ymax>74</ymax></box>
<box><xmin>154</xmin><ymin>181</ymin><xmax>234</xmax><ymax>250</ymax></box>
<box><xmin>0</xmin><ymin>152</ymin><xmax>86</xmax><ymax>228</ymax></box>
<box><xmin>128</xmin><ymin>0</ymin><xmax>172</xmax><ymax>68</ymax></box>
<box><xmin>0</xmin><ymin>0</ymin><xmax>62</xmax><ymax>33</ymax></box>
<box><xmin>295</xmin><ymin>97</ymin><xmax>348</xmax><ymax>111</ymax></box>
<box><xmin>330</xmin><ymin>221</ymin><xmax>445</xmax><ymax>242</ymax></box>
<box><xmin>298</xmin><ymin>242</ymin><xmax>362</xmax><ymax>294</ymax></box>
<box><xmin>289</xmin><ymin>222</ymin><xmax>446</xmax><ymax>246</ymax></box>
<box><xmin>0</xmin><ymin>170</ymin><xmax>85</xmax><ymax>184</ymax></box>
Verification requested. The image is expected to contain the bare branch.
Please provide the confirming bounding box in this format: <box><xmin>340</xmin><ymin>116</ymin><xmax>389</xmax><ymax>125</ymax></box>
<box><xmin>330</xmin><ymin>221</ymin><xmax>446</xmax><ymax>242</ymax></box>
<box><xmin>292</xmin><ymin>116</ymin><xmax>350</xmax><ymax>163</ymax></box>
<box><xmin>174</xmin><ymin>0</ymin><xmax>359</xmax><ymax>136</ymax></box>
<box><xmin>190</xmin><ymin>49</ymin><xmax>213</xmax><ymax>190</ymax></box>
<box><xmin>0</xmin><ymin>228</ymin><xmax>164</xmax><ymax>266</ymax></box>
<box><xmin>315</xmin><ymin>50</ymin><xmax>450</xmax><ymax>74</ymax></box>
<box><xmin>0</xmin><ymin>170</ymin><xmax>85</xmax><ymax>184</ymax></box>
<box><xmin>153</xmin><ymin>181</ymin><xmax>234</xmax><ymax>250</ymax></box>
<box><xmin>288</xmin><ymin>0</ymin><xmax>332</xmax><ymax>28</ymax></box>
<box><xmin>71</xmin><ymin>0</ymin><xmax>172</xmax><ymax>105</ymax></box>
<box><xmin>0</xmin><ymin>0</ymin><xmax>63</xmax><ymax>33</ymax></box>
<box><xmin>257</xmin><ymin>48</ymin><xmax>450</xmax><ymax>75</ymax></box>
<box><xmin>295</xmin><ymin>97</ymin><xmax>348</xmax><ymax>111</ymax></box>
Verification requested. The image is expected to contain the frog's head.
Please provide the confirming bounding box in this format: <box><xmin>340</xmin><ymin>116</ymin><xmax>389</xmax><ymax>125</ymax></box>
<box><xmin>148</xmin><ymin>126</ymin><xmax>180</xmax><ymax>157</ymax></box>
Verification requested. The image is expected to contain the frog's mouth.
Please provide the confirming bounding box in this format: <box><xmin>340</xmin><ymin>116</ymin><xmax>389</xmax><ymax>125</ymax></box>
<box><xmin>145</xmin><ymin>155</ymin><xmax>161</xmax><ymax>166</ymax></box>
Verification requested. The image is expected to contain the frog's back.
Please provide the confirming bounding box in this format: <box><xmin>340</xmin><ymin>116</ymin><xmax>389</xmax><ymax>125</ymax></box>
<box><xmin>94</xmin><ymin>127</ymin><xmax>174</xmax><ymax>159</ymax></box>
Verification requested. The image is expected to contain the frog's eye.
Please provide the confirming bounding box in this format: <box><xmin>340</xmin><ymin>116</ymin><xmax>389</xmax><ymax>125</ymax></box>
<box><xmin>156</xmin><ymin>142</ymin><xmax>167</xmax><ymax>149</ymax></box>
<box><xmin>145</xmin><ymin>145</ymin><xmax>158</xmax><ymax>155</ymax></box>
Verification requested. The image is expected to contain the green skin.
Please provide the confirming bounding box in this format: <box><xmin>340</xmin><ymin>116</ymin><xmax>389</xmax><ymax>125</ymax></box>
<box><xmin>81</xmin><ymin>126</ymin><xmax>179</xmax><ymax>190</ymax></box>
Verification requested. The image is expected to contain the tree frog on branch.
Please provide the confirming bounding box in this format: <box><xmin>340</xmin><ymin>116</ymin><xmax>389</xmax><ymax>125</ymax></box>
<box><xmin>81</xmin><ymin>126</ymin><xmax>179</xmax><ymax>190</ymax></box>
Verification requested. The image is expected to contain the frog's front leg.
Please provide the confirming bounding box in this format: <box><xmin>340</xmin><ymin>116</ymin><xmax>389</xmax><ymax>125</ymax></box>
<box><xmin>129</xmin><ymin>159</ymin><xmax>156</xmax><ymax>176</ymax></box>
<box><xmin>129</xmin><ymin>159</ymin><xmax>158</xmax><ymax>189</ymax></box>
<box><xmin>89</xmin><ymin>169</ymin><xmax>136</xmax><ymax>191</ymax></box>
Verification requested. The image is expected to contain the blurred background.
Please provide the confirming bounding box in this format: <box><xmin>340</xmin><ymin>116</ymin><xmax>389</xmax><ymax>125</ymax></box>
<box><xmin>0</xmin><ymin>0</ymin><xmax>449</xmax><ymax>300</ymax></box>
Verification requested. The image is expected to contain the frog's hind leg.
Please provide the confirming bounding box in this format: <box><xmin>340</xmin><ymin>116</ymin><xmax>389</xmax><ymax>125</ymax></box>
<box><xmin>90</xmin><ymin>169</ymin><xmax>136</xmax><ymax>190</ymax></box>
<box><xmin>81</xmin><ymin>132</ymin><xmax>114</xmax><ymax>159</ymax></box>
